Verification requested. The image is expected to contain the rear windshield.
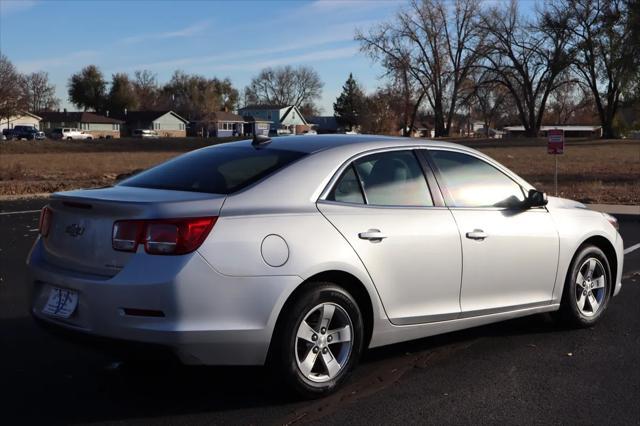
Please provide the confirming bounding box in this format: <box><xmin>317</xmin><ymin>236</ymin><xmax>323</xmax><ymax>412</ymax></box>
<box><xmin>119</xmin><ymin>145</ymin><xmax>306</xmax><ymax>194</ymax></box>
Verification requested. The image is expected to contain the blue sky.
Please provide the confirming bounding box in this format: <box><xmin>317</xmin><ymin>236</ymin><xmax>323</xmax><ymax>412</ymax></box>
<box><xmin>0</xmin><ymin>0</ymin><xmax>537</xmax><ymax>114</ymax></box>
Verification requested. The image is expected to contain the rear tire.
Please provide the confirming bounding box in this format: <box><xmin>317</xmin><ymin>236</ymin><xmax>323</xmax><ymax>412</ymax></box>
<box><xmin>270</xmin><ymin>282</ymin><xmax>364</xmax><ymax>399</ymax></box>
<box><xmin>66</xmin><ymin>137</ymin><xmax>72</xmax><ymax>140</ymax></box>
<box><xmin>559</xmin><ymin>245</ymin><xmax>612</xmax><ymax>327</ymax></box>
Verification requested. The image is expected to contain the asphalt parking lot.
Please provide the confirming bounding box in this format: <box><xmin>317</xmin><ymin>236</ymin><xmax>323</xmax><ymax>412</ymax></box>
<box><xmin>1</xmin><ymin>198</ymin><xmax>639</xmax><ymax>425</ymax></box>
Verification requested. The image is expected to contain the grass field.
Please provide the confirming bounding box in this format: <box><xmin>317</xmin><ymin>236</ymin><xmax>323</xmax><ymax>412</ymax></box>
<box><xmin>1</xmin><ymin>137</ymin><xmax>638</xmax><ymax>204</ymax></box>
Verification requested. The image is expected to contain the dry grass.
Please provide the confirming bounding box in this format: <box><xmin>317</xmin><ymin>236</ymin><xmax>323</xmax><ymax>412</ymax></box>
<box><xmin>477</xmin><ymin>141</ymin><xmax>639</xmax><ymax>204</ymax></box>
<box><xmin>0</xmin><ymin>137</ymin><xmax>638</xmax><ymax>204</ymax></box>
<box><xmin>0</xmin><ymin>152</ymin><xmax>177</xmax><ymax>196</ymax></box>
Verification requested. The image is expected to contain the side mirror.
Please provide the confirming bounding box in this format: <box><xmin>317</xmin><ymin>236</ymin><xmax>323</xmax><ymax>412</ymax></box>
<box><xmin>525</xmin><ymin>189</ymin><xmax>548</xmax><ymax>208</ymax></box>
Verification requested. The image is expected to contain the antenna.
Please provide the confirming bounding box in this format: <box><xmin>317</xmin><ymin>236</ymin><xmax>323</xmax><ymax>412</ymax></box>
<box><xmin>252</xmin><ymin>134</ymin><xmax>272</xmax><ymax>148</ymax></box>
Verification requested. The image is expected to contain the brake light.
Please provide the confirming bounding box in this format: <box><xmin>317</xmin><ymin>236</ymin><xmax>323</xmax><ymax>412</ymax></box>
<box><xmin>112</xmin><ymin>221</ymin><xmax>143</xmax><ymax>252</ymax></box>
<box><xmin>112</xmin><ymin>217</ymin><xmax>216</xmax><ymax>255</ymax></box>
<box><xmin>38</xmin><ymin>207</ymin><xmax>53</xmax><ymax>237</ymax></box>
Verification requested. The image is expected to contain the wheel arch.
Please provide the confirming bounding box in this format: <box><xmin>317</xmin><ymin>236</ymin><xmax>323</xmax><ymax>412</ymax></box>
<box><xmin>268</xmin><ymin>270</ymin><xmax>375</xmax><ymax>359</ymax></box>
<box><xmin>574</xmin><ymin>235</ymin><xmax>618</xmax><ymax>296</ymax></box>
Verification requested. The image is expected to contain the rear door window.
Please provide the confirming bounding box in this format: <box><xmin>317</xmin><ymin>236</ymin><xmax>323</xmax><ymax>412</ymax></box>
<box><xmin>119</xmin><ymin>145</ymin><xmax>306</xmax><ymax>194</ymax></box>
<box><xmin>355</xmin><ymin>151</ymin><xmax>433</xmax><ymax>207</ymax></box>
<box><xmin>327</xmin><ymin>150</ymin><xmax>434</xmax><ymax>207</ymax></box>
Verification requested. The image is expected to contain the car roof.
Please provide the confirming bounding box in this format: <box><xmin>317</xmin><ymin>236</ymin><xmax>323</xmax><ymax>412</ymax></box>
<box><xmin>216</xmin><ymin>134</ymin><xmax>478</xmax><ymax>156</ymax></box>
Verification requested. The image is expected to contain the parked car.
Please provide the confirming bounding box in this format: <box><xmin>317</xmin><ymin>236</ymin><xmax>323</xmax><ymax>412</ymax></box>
<box><xmin>302</xmin><ymin>129</ymin><xmax>318</xmax><ymax>135</ymax></box>
<box><xmin>9</xmin><ymin>125</ymin><xmax>45</xmax><ymax>140</ymax></box>
<box><xmin>51</xmin><ymin>128</ymin><xmax>93</xmax><ymax>140</ymax></box>
<box><xmin>28</xmin><ymin>135</ymin><xmax>623</xmax><ymax>397</ymax></box>
<box><xmin>132</xmin><ymin>129</ymin><xmax>160</xmax><ymax>139</ymax></box>
<box><xmin>2</xmin><ymin>128</ymin><xmax>13</xmax><ymax>140</ymax></box>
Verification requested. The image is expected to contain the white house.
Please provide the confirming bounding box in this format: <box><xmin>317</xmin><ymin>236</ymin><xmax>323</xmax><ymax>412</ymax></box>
<box><xmin>237</xmin><ymin>104</ymin><xmax>309</xmax><ymax>135</ymax></box>
<box><xmin>503</xmin><ymin>125</ymin><xmax>602</xmax><ymax>138</ymax></box>
<box><xmin>1</xmin><ymin>111</ymin><xmax>42</xmax><ymax>131</ymax></box>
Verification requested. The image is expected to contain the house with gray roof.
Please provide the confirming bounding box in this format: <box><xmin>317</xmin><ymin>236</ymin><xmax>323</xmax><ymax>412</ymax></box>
<box><xmin>238</xmin><ymin>104</ymin><xmax>309</xmax><ymax>135</ymax></box>
<box><xmin>39</xmin><ymin>111</ymin><xmax>124</xmax><ymax>138</ymax></box>
<box><xmin>114</xmin><ymin>110</ymin><xmax>189</xmax><ymax>137</ymax></box>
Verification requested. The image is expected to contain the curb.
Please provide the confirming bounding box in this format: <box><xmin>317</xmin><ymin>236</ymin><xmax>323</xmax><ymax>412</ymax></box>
<box><xmin>587</xmin><ymin>204</ymin><xmax>640</xmax><ymax>215</ymax></box>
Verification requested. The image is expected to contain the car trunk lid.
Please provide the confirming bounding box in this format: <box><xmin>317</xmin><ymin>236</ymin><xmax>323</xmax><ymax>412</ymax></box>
<box><xmin>42</xmin><ymin>186</ymin><xmax>226</xmax><ymax>277</ymax></box>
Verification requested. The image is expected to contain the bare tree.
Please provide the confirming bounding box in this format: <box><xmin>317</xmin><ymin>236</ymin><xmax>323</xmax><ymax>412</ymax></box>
<box><xmin>0</xmin><ymin>54</ymin><xmax>26</xmax><ymax>123</ymax></box>
<box><xmin>161</xmin><ymin>71</ymin><xmax>239</xmax><ymax>122</ymax></box>
<box><xmin>244</xmin><ymin>65</ymin><xmax>323</xmax><ymax>113</ymax></box>
<box><xmin>565</xmin><ymin>0</ymin><xmax>639</xmax><ymax>138</ymax></box>
<box><xmin>21</xmin><ymin>71</ymin><xmax>59</xmax><ymax>112</ymax></box>
<box><xmin>387</xmin><ymin>57</ymin><xmax>426</xmax><ymax>137</ymax></box>
<box><xmin>360</xmin><ymin>86</ymin><xmax>404</xmax><ymax>135</ymax></box>
<box><xmin>544</xmin><ymin>76</ymin><xmax>594</xmax><ymax>124</ymax></box>
<box><xmin>133</xmin><ymin>70</ymin><xmax>160</xmax><ymax>110</ymax></box>
<box><xmin>357</xmin><ymin>0</ymin><xmax>485</xmax><ymax>137</ymax></box>
<box><xmin>479</xmin><ymin>0</ymin><xmax>573</xmax><ymax>137</ymax></box>
<box><xmin>463</xmin><ymin>70</ymin><xmax>510</xmax><ymax>137</ymax></box>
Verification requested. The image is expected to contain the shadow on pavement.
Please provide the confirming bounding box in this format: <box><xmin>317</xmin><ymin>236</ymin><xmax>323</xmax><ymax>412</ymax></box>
<box><xmin>3</xmin><ymin>310</ymin><xmax>570</xmax><ymax>425</ymax></box>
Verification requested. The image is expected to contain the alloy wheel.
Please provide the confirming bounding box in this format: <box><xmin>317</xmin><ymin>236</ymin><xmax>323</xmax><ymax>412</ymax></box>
<box><xmin>295</xmin><ymin>302</ymin><xmax>353</xmax><ymax>383</ymax></box>
<box><xmin>575</xmin><ymin>257</ymin><xmax>607</xmax><ymax>317</ymax></box>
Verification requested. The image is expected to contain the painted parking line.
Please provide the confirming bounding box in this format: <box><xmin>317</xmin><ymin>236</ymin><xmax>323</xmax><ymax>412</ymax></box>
<box><xmin>0</xmin><ymin>209</ymin><xmax>41</xmax><ymax>216</ymax></box>
<box><xmin>624</xmin><ymin>243</ymin><xmax>640</xmax><ymax>255</ymax></box>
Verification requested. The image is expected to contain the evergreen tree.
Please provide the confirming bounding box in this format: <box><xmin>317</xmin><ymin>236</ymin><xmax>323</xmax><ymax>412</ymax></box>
<box><xmin>68</xmin><ymin>65</ymin><xmax>107</xmax><ymax>111</ymax></box>
<box><xmin>107</xmin><ymin>73</ymin><xmax>137</xmax><ymax>114</ymax></box>
<box><xmin>333</xmin><ymin>73</ymin><xmax>366</xmax><ymax>131</ymax></box>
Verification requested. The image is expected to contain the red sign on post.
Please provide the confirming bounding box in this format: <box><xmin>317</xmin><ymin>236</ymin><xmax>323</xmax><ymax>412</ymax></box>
<box><xmin>547</xmin><ymin>129</ymin><xmax>564</xmax><ymax>154</ymax></box>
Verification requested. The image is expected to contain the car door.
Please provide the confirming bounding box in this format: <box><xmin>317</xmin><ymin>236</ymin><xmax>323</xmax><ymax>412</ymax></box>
<box><xmin>426</xmin><ymin>148</ymin><xmax>559</xmax><ymax>315</ymax></box>
<box><xmin>317</xmin><ymin>149</ymin><xmax>463</xmax><ymax>325</ymax></box>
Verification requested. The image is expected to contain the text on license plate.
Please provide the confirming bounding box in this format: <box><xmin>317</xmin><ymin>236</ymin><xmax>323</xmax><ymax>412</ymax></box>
<box><xmin>42</xmin><ymin>287</ymin><xmax>78</xmax><ymax>318</ymax></box>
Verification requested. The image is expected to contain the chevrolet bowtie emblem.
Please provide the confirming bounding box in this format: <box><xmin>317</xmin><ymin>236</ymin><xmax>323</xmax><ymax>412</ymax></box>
<box><xmin>65</xmin><ymin>223</ymin><xmax>85</xmax><ymax>237</ymax></box>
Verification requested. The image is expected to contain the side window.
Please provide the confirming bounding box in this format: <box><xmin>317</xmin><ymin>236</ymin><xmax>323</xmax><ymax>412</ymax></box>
<box><xmin>327</xmin><ymin>165</ymin><xmax>365</xmax><ymax>204</ymax></box>
<box><xmin>355</xmin><ymin>151</ymin><xmax>433</xmax><ymax>207</ymax></box>
<box><xmin>430</xmin><ymin>150</ymin><xmax>525</xmax><ymax>208</ymax></box>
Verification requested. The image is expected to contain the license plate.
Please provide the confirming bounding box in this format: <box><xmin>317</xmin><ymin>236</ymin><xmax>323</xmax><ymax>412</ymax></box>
<box><xmin>42</xmin><ymin>287</ymin><xmax>78</xmax><ymax>318</ymax></box>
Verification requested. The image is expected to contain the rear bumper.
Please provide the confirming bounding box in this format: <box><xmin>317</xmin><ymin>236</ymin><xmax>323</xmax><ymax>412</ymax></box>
<box><xmin>28</xmin><ymin>238</ymin><xmax>301</xmax><ymax>365</ymax></box>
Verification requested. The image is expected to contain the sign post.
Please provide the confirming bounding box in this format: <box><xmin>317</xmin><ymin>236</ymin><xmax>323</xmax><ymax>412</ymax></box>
<box><xmin>547</xmin><ymin>129</ymin><xmax>564</xmax><ymax>196</ymax></box>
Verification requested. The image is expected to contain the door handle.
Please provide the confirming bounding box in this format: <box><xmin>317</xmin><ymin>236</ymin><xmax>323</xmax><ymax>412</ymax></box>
<box><xmin>466</xmin><ymin>229</ymin><xmax>488</xmax><ymax>240</ymax></box>
<box><xmin>358</xmin><ymin>229</ymin><xmax>387</xmax><ymax>241</ymax></box>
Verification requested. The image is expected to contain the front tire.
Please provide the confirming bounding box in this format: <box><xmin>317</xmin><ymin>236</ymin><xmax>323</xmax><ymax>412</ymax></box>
<box><xmin>270</xmin><ymin>282</ymin><xmax>364</xmax><ymax>398</ymax></box>
<box><xmin>559</xmin><ymin>245</ymin><xmax>612</xmax><ymax>327</ymax></box>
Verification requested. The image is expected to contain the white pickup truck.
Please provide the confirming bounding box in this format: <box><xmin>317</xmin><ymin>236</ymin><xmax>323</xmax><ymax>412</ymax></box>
<box><xmin>51</xmin><ymin>128</ymin><xmax>93</xmax><ymax>140</ymax></box>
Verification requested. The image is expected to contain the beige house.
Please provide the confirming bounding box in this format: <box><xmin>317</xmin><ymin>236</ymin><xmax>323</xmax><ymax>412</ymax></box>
<box><xmin>39</xmin><ymin>111</ymin><xmax>123</xmax><ymax>138</ymax></box>
<box><xmin>1</xmin><ymin>111</ymin><xmax>42</xmax><ymax>131</ymax></box>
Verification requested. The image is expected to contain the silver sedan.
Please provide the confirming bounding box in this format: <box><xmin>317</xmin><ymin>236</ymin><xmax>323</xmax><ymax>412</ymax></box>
<box><xmin>27</xmin><ymin>135</ymin><xmax>624</xmax><ymax>397</ymax></box>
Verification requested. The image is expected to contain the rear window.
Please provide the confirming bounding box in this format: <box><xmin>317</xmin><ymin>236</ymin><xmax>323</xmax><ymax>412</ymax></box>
<box><xmin>119</xmin><ymin>145</ymin><xmax>306</xmax><ymax>194</ymax></box>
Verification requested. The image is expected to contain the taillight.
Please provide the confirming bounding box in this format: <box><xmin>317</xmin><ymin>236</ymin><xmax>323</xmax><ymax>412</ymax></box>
<box><xmin>112</xmin><ymin>221</ymin><xmax>143</xmax><ymax>251</ymax></box>
<box><xmin>38</xmin><ymin>207</ymin><xmax>53</xmax><ymax>237</ymax></box>
<box><xmin>146</xmin><ymin>223</ymin><xmax>178</xmax><ymax>254</ymax></box>
<box><xmin>112</xmin><ymin>217</ymin><xmax>216</xmax><ymax>255</ymax></box>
